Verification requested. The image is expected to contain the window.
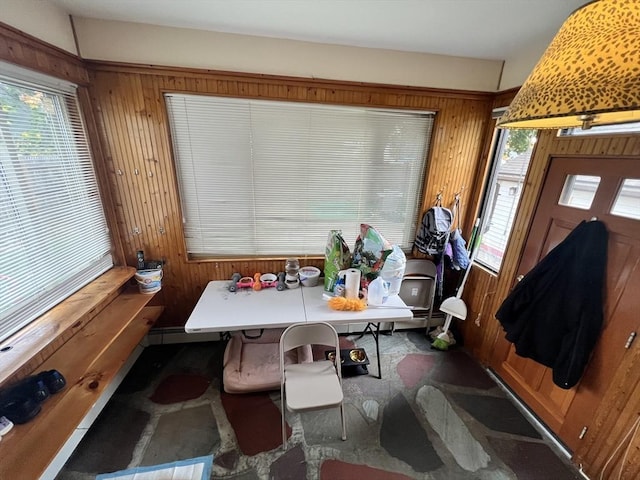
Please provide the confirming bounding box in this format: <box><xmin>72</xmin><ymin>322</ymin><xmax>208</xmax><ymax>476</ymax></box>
<box><xmin>611</xmin><ymin>178</ymin><xmax>640</xmax><ymax>220</ymax></box>
<box><xmin>165</xmin><ymin>94</ymin><xmax>434</xmax><ymax>257</ymax></box>
<box><xmin>559</xmin><ymin>175</ymin><xmax>601</xmax><ymax>209</ymax></box>
<box><xmin>0</xmin><ymin>63</ymin><xmax>113</xmax><ymax>342</ymax></box>
<box><xmin>476</xmin><ymin>127</ymin><xmax>537</xmax><ymax>272</ymax></box>
<box><xmin>559</xmin><ymin>121</ymin><xmax>640</xmax><ymax>136</ymax></box>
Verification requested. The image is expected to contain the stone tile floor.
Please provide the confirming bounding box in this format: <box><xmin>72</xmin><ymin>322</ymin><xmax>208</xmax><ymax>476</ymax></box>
<box><xmin>56</xmin><ymin>330</ymin><xmax>581</xmax><ymax>480</ymax></box>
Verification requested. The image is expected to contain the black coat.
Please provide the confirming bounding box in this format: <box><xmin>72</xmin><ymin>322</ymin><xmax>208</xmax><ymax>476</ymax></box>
<box><xmin>495</xmin><ymin>220</ymin><xmax>608</xmax><ymax>389</ymax></box>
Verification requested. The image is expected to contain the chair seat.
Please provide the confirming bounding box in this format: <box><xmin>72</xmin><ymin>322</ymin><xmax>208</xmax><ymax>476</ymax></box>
<box><xmin>284</xmin><ymin>360</ymin><xmax>344</xmax><ymax>411</ymax></box>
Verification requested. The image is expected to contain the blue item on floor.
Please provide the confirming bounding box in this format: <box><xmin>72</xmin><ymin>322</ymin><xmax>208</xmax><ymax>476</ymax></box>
<box><xmin>96</xmin><ymin>455</ymin><xmax>213</xmax><ymax>480</ymax></box>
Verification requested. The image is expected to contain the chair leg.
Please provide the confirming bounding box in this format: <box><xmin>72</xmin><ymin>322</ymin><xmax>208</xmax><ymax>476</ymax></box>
<box><xmin>281</xmin><ymin>388</ymin><xmax>287</xmax><ymax>449</ymax></box>
<box><xmin>340</xmin><ymin>403</ymin><xmax>347</xmax><ymax>441</ymax></box>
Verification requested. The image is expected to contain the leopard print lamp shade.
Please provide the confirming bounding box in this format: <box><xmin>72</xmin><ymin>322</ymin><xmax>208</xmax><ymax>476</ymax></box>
<box><xmin>498</xmin><ymin>0</ymin><xmax>640</xmax><ymax>130</ymax></box>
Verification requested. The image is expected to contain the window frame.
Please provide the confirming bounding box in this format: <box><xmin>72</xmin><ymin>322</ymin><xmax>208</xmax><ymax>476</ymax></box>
<box><xmin>164</xmin><ymin>93</ymin><xmax>435</xmax><ymax>259</ymax></box>
<box><xmin>0</xmin><ymin>61</ymin><xmax>114</xmax><ymax>342</ymax></box>
<box><xmin>474</xmin><ymin>123</ymin><xmax>537</xmax><ymax>273</ymax></box>
<box><xmin>558</xmin><ymin>121</ymin><xmax>640</xmax><ymax>137</ymax></box>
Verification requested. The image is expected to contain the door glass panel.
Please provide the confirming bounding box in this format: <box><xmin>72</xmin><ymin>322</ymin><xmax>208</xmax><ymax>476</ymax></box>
<box><xmin>611</xmin><ymin>178</ymin><xmax>640</xmax><ymax>220</ymax></box>
<box><xmin>558</xmin><ymin>175</ymin><xmax>601</xmax><ymax>209</ymax></box>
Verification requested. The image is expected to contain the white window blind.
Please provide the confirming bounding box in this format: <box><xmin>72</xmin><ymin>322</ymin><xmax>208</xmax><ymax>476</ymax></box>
<box><xmin>0</xmin><ymin>63</ymin><xmax>113</xmax><ymax>342</ymax></box>
<box><xmin>165</xmin><ymin>94</ymin><xmax>434</xmax><ymax>257</ymax></box>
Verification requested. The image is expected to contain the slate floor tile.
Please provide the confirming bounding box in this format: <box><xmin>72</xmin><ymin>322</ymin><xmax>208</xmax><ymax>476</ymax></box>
<box><xmin>270</xmin><ymin>445</ymin><xmax>307</xmax><ymax>480</ymax></box>
<box><xmin>381</xmin><ymin>392</ymin><xmax>444</xmax><ymax>473</ymax></box>
<box><xmin>320</xmin><ymin>459</ymin><xmax>416</xmax><ymax>480</ymax></box>
<box><xmin>141</xmin><ymin>404</ymin><xmax>219</xmax><ymax>466</ymax></box>
<box><xmin>221</xmin><ymin>391</ymin><xmax>287</xmax><ymax>455</ymax></box>
<box><xmin>62</xmin><ymin>399</ymin><xmax>149</xmax><ymax>474</ymax></box>
<box><xmin>488</xmin><ymin>437</ymin><xmax>580</xmax><ymax>479</ymax></box>
<box><xmin>431</xmin><ymin>350</ymin><xmax>497</xmax><ymax>389</ymax></box>
<box><xmin>451</xmin><ymin>392</ymin><xmax>542</xmax><ymax>438</ymax></box>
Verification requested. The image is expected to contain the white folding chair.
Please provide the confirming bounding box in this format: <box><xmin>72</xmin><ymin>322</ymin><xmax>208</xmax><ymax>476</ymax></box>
<box><xmin>279</xmin><ymin>322</ymin><xmax>346</xmax><ymax>448</ymax></box>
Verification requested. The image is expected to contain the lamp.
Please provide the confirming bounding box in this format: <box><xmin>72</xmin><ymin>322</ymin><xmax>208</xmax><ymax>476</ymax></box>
<box><xmin>497</xmin><ymin>0</ymin><xmax>640</xmax><ymax>130</ymax></box>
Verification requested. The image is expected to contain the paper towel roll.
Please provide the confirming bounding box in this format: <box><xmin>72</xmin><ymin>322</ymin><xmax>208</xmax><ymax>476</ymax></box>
<box><xmin>344</xmin><ymin>268</ymin><xmax>361</xmax><ymax>299</ymax></box>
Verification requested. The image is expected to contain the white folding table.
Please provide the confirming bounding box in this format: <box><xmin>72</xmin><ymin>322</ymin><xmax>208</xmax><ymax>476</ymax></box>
<box><xmin>185</xmin><ymin>281</ymin><xmax>306</xmax><ymax>332</ymax></box>
<box><xmin>185</xmin><ymin>280</ymin><xmax>413</xmax><ymax>378</ymax></box>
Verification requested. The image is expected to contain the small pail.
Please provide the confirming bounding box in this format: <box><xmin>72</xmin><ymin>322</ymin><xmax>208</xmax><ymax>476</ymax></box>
<box><xmin>135</xmin><ymin>268</ymin><xmax>162</xmax><ymax>294</ymax></box>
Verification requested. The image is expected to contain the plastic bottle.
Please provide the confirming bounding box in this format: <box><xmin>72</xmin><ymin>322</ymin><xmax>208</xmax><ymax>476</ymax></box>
<box><xmin>379</xmin><ymin>245</ymin><xmax>406</xmax><ymax>296</ymax></box>
<box><xmin>367</xmin><ymin>276</ymin><xmax>388</xmax><ymax>306</ymax></box>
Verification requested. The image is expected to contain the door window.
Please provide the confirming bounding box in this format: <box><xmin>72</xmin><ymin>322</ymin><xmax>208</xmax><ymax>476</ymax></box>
<box><xmin>611</xmin><ymin>178</ymin><xmax>640</xmax><ymax>220</ymax></box>
<box><xmin>558</xmin><ymin>175</ymin><xmax>601</xmax><ymax>209</ymax></box>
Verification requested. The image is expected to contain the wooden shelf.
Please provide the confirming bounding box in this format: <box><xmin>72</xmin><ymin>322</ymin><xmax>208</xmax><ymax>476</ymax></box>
<box><xmin>0</xmin><ymin>266</ymin><xmax>137</xmax><ymax>386</ymax></box>
<box><xmin>0</xmin><ymin>280</ymin><xmax>163</xmax><ymax>480</ymax></box>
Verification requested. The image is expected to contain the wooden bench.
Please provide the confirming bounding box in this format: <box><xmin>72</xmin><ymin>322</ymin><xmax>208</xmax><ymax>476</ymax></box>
<box><xmin>0</xmin><ymin>266</ymin><xmax>163</xmax><ymax>480</ymax></box>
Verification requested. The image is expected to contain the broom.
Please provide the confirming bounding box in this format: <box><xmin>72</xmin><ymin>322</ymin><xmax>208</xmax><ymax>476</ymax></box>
<box><xmin>431</xmin><ymin>241</ymin><xmax>478</xmax><ymax>351</ymax></box>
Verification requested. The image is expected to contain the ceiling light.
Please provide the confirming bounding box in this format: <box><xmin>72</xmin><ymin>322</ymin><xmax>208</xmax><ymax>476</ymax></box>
<box><xmin>498</xmin><ymin>0</ymin><xmax>640</xmax><ymax>130</ymax></box>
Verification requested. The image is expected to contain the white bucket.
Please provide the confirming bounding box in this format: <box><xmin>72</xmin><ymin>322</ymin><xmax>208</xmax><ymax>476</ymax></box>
<box><xmin>135</xmin><ymin>268</ymin><xmax>163</xmax><ymax>294</ymax></box>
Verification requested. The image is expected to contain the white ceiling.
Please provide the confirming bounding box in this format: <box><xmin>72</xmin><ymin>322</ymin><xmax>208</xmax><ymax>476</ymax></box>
<box><xmin>49</xmin><ymin>0</ymin><xmax>591</xmax><ymax>61</ymax></box>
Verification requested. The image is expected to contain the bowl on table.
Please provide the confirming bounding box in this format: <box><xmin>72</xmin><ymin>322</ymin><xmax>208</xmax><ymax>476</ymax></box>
<box><xmin>299</xmin><ymin>266</ymin><xmax>321</xmax><ymax>287</ymax></box>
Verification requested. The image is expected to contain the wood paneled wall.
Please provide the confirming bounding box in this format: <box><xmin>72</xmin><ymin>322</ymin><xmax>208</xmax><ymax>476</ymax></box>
<box><xmin>84</xmin><ymin>62</ymin><xmax>493</xmax><ymax>327</ymax></box>
<box><xmin>0</xmin><ymin>22</ymin><xmax>87</xmax><ymax>85</ymax></box>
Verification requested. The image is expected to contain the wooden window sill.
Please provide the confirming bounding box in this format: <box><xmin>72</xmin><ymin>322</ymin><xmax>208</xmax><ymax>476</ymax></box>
<box><xmin>0</xmin><ymin>266</ymin><xmax>138</xmax><ymax>385</ymax></box>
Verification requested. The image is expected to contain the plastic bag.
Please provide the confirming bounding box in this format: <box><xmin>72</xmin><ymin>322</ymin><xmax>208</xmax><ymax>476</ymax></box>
<box><xmin>352</xmin><ymin>224</ymin><xmax>392</xmax><ymax>288</ymax></box>
<box><xmin>323</xmin><ymin>230</ymin><xmax>352</xmax><ymax>293</ymax></box>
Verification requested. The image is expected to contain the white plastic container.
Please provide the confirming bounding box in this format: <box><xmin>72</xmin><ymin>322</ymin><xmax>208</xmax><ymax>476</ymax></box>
<box><xmin>379</xmin><ymin>245</ymin><xmax>406</xmax><ymax>296</ymax></box>
<box><xmin>367</xmin><ymin>276</ymin><xmax>389</xmax><ymax>306</ymax></box>
<box><xmin>299</xmin><ymin>266</ymin><xmax>321</xmax><ymax>287</ymax></box>
<box><xmin>135</xmin><ymin>268</ymin><xmax>163</xmax><ymax>294</ymax></box>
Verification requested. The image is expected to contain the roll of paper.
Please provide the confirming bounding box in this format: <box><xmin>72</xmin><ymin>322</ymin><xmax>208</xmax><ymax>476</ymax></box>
<box><xmin>344</xmin><ymin>268</ymin><xmax>361</xmax><ymax>299</ymax></box>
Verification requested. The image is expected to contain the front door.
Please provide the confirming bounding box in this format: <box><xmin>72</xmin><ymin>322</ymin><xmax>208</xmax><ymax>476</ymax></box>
<box><xmin>491</xmin><ymin>156</ymin><xmax>640</xmax><ymax>452</ymax></box>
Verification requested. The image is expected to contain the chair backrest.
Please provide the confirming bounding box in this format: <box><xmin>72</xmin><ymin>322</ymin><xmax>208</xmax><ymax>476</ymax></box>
<box><xmin>280</xmin><ymin>322</ymin><xmax>339</xmax><ymax>354</ymax></box>
<box><xmin>398</xmin><ymin>259</ymin><xmax>437</xmax><ymax>317</ymax></box>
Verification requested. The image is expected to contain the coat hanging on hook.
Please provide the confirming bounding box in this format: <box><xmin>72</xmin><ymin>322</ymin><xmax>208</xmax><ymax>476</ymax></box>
<box><xmin>495</xmin><ymin>220</ymin><xmax>608</xmax><ymax>389</ymax></box>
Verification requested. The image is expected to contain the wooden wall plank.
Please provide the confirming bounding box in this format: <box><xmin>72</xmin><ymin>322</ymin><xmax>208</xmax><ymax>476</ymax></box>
<box><xmin>0</xmin><ymin>22</ymin><xmax>88</xmax><ymax>85</ymax></box>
